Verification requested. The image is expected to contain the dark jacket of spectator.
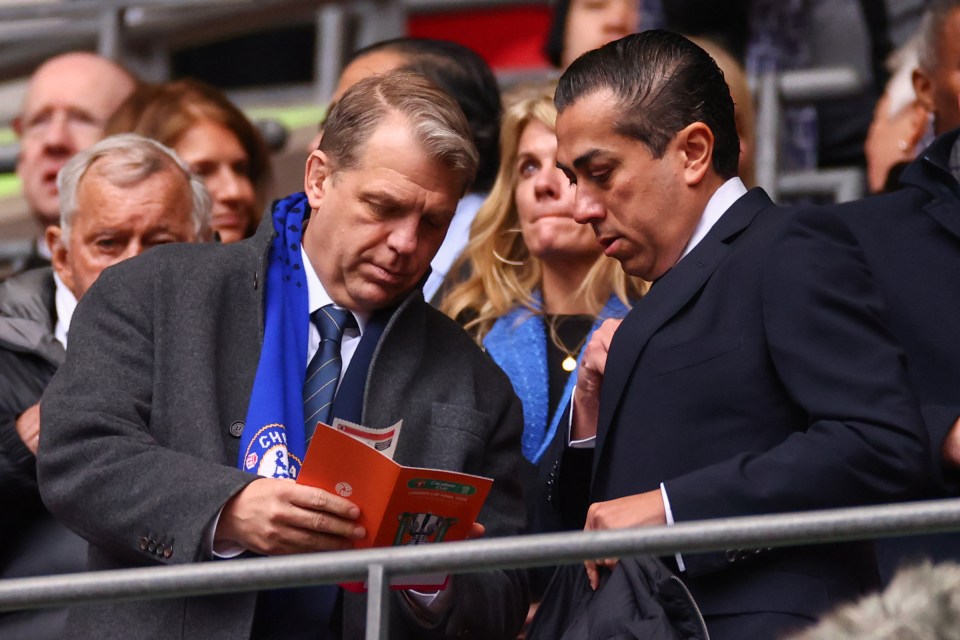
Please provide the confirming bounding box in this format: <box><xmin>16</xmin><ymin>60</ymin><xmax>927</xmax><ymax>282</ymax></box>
<box><xmin>0</xmin><ymin>266</ymin><xmax>86</xmax><ymax>639</ymax></box>
<box><xmin>813</xmin><ymin>126</ymin><xmax>960</xmax><ymax>582</ymax></box>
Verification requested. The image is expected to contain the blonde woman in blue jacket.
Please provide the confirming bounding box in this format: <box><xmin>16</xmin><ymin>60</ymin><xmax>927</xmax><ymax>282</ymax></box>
<box><xmin>443</xmin><ymin>84</ymin><xmax>646</xmax><ymax>541</ymax></box>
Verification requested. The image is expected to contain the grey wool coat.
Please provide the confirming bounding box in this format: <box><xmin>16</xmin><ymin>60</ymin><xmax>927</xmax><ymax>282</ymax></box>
<box><xmin>37</xmin><ymin>215</ymin><xmax>529</xmax><ymax>640</ymax></box>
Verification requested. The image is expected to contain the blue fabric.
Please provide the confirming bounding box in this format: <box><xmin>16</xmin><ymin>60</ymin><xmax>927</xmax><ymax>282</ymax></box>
<box><xmin>238</xmin><ymin>192</ymin><xmax>312</xmax><ymax>479</ymax></box>
<box><xmin>239</xmin><ymin>192</ymin><xmax>339</xmax><ymax>638</ymax></box>
<box><xmin>484</xmin><ymin>293</ymin><xmax>630</xmax><ymax>464</ymax></box>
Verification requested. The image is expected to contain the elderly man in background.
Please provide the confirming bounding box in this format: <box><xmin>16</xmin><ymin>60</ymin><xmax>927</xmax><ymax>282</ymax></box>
<box><xmin>39</xmin><ymin>72</ymin><xmax>527</xmax><ymax>640</ymax></box>
<box><xmin>10</xmin><ymin>51</ymin><xmax>138</xmax><ymax>273</ymax></box>
<box><xmin>0</xmin><ymin>133</ymin><xmax>208</xmax><ymax>639</ymax></box>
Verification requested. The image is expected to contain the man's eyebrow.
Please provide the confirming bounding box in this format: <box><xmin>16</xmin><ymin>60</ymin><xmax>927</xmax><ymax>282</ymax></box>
<box><xmin>572</xmin><ymin>149</ymin><xmax>607</xmax><ymax>171</ymax></box>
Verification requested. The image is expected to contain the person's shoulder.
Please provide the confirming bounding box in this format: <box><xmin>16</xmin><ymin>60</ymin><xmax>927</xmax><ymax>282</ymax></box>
<box><xmin>0</xmin><ymin>266</ymin><xmax>54</xmax><ymax>324</ymax></box>
<box><xmin>107</xmin><ymin>237</ymin><xmax>260</xmax><ymax>284</ymax></box>
<box><xmin>0</xmin><ymin>266</ymin><xmax>53</xmax><ymax>306</ymax></box>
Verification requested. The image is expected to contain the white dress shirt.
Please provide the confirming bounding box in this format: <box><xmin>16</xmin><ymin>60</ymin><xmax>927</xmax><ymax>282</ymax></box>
<box><xmin>52</xmin><ymin>271</ymin><xmax>77</xmax><ymax>349</ymax></box>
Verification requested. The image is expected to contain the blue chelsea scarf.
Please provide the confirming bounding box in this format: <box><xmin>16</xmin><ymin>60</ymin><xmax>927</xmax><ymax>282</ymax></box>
<box><xmin>237</xmin><ymin>192</ymin><xmax>313</xmax><ymax>479</ymax></box>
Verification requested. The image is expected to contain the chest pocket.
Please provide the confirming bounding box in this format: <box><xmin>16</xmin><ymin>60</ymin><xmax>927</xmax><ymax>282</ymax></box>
<box><xmin>416</xmin><ymin>403</ymin><xmax>489</xmax><ymax>472</ymax></box>
<box><xmin>645</xmin><ymin>331</ymin><xmax>745</xmax><ymax>376</ymax></box>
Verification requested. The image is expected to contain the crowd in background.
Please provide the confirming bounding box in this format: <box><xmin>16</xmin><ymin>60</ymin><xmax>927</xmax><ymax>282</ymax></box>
<box><xmin>2</xmin><ymin>1</ymin><xmax>960</xmax><ymax>639</ymax></box>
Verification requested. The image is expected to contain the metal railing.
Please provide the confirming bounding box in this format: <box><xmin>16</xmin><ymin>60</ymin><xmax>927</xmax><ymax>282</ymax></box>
<box><xmin>754</xmin><ymin>66</ymin><xmax>867</xmax><ymax>203</ymax></box>
<box><xmin>2</xmin><ymin>499</ymin><xmax>960</xmax><ymax>640</ymax></box>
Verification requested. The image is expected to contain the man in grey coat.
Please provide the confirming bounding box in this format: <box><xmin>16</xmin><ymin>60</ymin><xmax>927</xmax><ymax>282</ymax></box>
<box><xmin>38</xmin><ymin>72</ymin><xmax>527</xmax><ymax>640</ymax></box>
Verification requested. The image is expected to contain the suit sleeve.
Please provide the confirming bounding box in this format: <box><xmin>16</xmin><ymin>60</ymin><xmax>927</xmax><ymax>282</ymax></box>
<box><xmin>664</xmin><ymin>208</ymin><xmax>929</xmax><ymax>574</ymax></box>
<box><xmin>37</xmin><ymin>262</ymin><xmax>255</xmax><ymax>566</ymax></box>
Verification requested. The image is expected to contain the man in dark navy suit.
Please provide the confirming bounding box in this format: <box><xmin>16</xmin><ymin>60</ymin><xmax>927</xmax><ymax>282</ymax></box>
<box><xmin>548</xmin><ymin>30</ymin><xmax>930</xmax><ymax>640</ymax></box>
<box><xmin>814</xmin><ymin>121</ymin><xmax>960</xmax><ymax>583</ymax></box>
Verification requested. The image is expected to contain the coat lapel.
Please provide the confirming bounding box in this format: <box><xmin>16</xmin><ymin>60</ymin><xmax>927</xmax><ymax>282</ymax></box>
<box><xmin>923</xmin><ymin>197</ymin><xmax>960</xmax><ymax>243</ymax></box>
<box><xmin>592</xmin><ymin>188</ymin><xmax>773</xmax><ymax>473</ymax></box>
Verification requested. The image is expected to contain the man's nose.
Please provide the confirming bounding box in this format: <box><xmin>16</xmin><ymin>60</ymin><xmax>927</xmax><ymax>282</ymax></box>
<box><xmin>572</xmin><ymin>186</ymin><xmax>605</xmax><ymax>224</ymax></box>
<box><xmin>387</xmin><ymin>217</ymin><xmax>419</xmax><ymax>255</ymax></box>
<box><xmin>43</xmin><ymin>112</ymin><xmax>76</xmax><ymax>152</ymax></box>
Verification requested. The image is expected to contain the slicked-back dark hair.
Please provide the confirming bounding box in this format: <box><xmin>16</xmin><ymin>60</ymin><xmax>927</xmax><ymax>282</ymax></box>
<box><xmin>555</xmin><ymin>30</ymin><xmax>740</xmax><ymax>179</ymax></box>
<box><xmin>347</xmin><ymin>38</ymin><xmax>502</xmax><ymax>193</ymax></box>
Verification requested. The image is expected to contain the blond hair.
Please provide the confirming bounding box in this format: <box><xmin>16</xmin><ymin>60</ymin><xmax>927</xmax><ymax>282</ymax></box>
<box><xmin>442</xmin><ymin>82</ymin><xmax>646</xmax><ymax>340</ymax></box>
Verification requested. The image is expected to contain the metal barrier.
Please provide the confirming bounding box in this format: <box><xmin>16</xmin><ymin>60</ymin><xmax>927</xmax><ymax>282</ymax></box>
<box><xmin>2</xmin><ymin>498</ymin><xmax>960</xmax><ymax>640</ymax></box>
<box><xmin>754</xmin><ymin>66</ymin><xmax>867</xmax><ymax>203</ymax></box>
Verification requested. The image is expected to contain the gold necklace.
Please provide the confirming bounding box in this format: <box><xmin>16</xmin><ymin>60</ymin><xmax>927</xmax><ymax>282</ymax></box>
<box><xmin>546</xmin><ymin>315</ymin><xmax>591</xmax><ymax>373</ymax></box>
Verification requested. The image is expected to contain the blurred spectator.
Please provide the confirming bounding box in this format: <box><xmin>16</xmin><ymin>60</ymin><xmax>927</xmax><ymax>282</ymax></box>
<box><xmin>914</xmin><ymin>0</ymin><xmax>960</xmax><ymax>135</ymax></box>
<box><xmin>327</xmin><ymin>38</ymin><xmax>503</xmax><ymax>304</ymax></box>
<box><xmin>865</xmin><ymin>33</ymin><xmax>930</xmax><ymax>193</ymax></box>
<box><xmin>0</xmin><ymin>133</ymin><xmax>208</xmax><ymax>640</ymax></box>
<box><xmin>661</xmin><ymin>0</ymin><xmax>751</xmax><ymax>61</ymax></box>
<box><xmin>10</xmin><ymin>52</ymin><xmax>137</xmax><ymax>273</ymax></box>
<box><xmin>544</xmin><ymin>0</ymin><xmax>641</xmax><ymax>69</ymax></box>
<box><xmin>105</xmin><ymin>78</ymin><xmax>270</xmax><ymax>243</ymax></box>
<box><xmin>442</xmin><ymin>81</ymin><xmax>645</xmax><ymax>550</ymax></box>
<box><xmin>788</xmin><ymin>561</ymin><xmax>960</xmax><ymax>640</ymax></box>
<box><xmin>814</xmin><ymin>117</ymin><xmax>960</xmax><ymax>586</ymax></box>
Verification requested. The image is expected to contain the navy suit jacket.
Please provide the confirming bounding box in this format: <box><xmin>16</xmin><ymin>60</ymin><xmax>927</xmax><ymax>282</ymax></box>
<box><xmin>549</xmin><ymin>188</ymin><xmax>929</xmax><ymax>636</ymax></box>
<box><xmin>815</xmin><ymin>128</ymin><xmax>960</xmax><ymax>579</ymax></box>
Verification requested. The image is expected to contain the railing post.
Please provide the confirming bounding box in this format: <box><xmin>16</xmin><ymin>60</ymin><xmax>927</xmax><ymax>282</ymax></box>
<box><xmin>754</xmin><ymin>71</ymin><xmax>781</xmax><ymax>202</ymax></box>
<box><xmin>314</xmin><ymin>3</ymin><xmax>346</xmax><ymax>106</ymax></box>
<box><xmin>365</xmin><ymin>563</ymin><xmax>390</xmax><ymax>640</ymax></box>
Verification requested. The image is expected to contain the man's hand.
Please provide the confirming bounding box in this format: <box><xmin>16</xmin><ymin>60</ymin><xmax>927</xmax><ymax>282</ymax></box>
<box><xmin>466</xmin><ymin>522</ymin><xmax>485</xmax><ymax>540</ymax></box>
<box><xmin>572</xmin><ymin>318</ymin><xmax>622</xmax><ymax>441</ymax></box>
<box><xmin>583</xmin><ymin>489</ymin><xmax>666</xmax><ymax>590</ymax></box>
<box><xmin>942</xmin><ymin>416</ymin><xmax>960</xmax><ymax>469</ymax></box>
<box><xmin>215</xmin><ymin>478</ymin><xmax>365</xmax><ymax>555</ymax></box>
<box><xmin>15</xmin><ymin>403</ymin><xmax>41</xmax><ymax>454</ymax></box>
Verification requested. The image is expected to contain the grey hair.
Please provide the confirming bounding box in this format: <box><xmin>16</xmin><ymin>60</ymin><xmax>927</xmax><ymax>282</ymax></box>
<box><xmin>320</xmin><ymin>70</ymin><xmax>479</xmax><ymax>196</ymax></box>
<box><xmin>788</xmin><ymin>561</ymin><xmax>960</xmax><ymax>640</ymax></box>
<box><xmin>57</xmin><ymin>133</ymin><xmax>211</xmax><ymax>243</ymax></box>
<box><xmin>916</xmin><ymin>0</ymin><xmax>960</xmax><ymax>74</ymax></box>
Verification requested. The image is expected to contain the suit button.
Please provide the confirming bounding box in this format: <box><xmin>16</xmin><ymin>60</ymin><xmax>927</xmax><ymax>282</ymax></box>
<box><xmin>725</xmin><ymin>549</ymin><xmax>738</xmax><ymax>563</ymax></box>
<box><xmin>163</xmin><ymin>546</ymin><xmax>173</xmax><ymax>559</ymax></box>
<box><xmin>140</xmin><ymin>537</ymin><xmax>149</xmax><ymax>551</ymax></box>
<box><xmin>148</xmin><ymin>541</ymin><xmax>157</xmax><ymax>553</ymax></box>
<box><xmin>229</xmin><ymin>421</ymin><xmax>245</xmax><ymax>437</ymax></box>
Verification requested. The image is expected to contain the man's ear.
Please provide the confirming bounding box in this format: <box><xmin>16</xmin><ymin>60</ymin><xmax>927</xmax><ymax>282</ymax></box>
<box><xmin>304</xmin><ymin>150</ymin><xmax>333</xmax><ymax>210</ymax></box>
<box><xmin>676</xmin><ymin>122</ymin><xmax>715</xmax><ymax>187</ymax></box>
<box><xmin>913</xmin><ymin>68</ymin><xmax>935</xmax><ymax>113</ymax></box>
<box><xmin>11</xmin><ymin>115</ymin><xmax>23</xmax><ymax>138</ymax></box>
<box><xmin>47</xmin><ymin>225</ymin><xmax>75</xmax><ymax>294</ymax></box>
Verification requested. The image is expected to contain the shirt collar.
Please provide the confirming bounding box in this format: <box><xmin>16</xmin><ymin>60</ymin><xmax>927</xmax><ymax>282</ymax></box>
<box><xmin>300</xmin><ymin>244</ymin><xmax>369</xmax><ymax>334</ymax></box>
<box><xmin>52</xmin><ymin>270</ymin><xmax>77</xmax><ymax>349</ymax></box>
<box><xmin>677</xmin><ymin>177</ymin><xmax>748</xmax><ymax>263</ymax></box>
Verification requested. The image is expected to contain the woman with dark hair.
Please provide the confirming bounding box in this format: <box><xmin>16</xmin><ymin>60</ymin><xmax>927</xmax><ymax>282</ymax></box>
<box><xmin>105</xmin><ymin>79</ymin><xmax>271</xmax><ymax>243</ymax></box>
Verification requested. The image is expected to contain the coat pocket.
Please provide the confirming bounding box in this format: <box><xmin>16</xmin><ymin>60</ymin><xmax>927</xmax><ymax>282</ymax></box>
<box><xmin>645</xmin><ymin>332</ymin><xmax>745</xmax><ymax>376</ymax></box>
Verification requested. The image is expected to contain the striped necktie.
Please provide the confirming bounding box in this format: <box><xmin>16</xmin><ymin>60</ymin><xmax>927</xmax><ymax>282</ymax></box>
<box><xmin>303</xmin><ymin>304</ymin><xmax>356</xmax><ymax>438</ymax></box>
